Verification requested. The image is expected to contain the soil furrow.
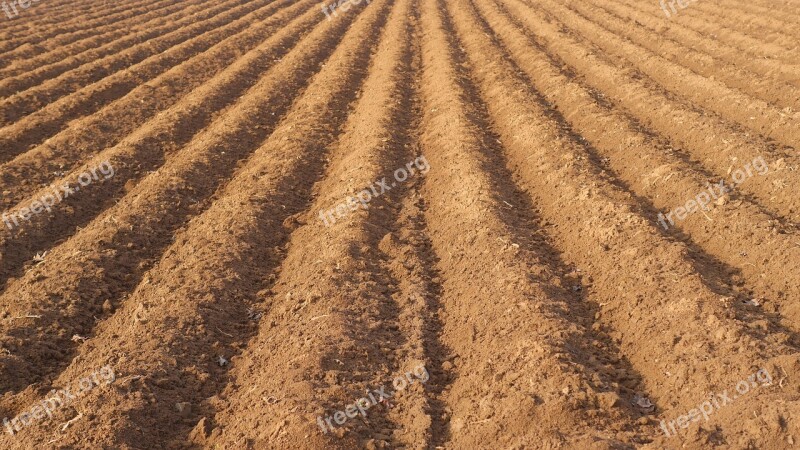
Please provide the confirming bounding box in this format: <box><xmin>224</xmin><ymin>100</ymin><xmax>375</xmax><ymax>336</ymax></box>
<box><xmin>558</xmin><ymin>0</ymin><xmax>800</xmax><ymax>112</ymax></box>
<box><xmin>0</xmin><ymin>0</ymin><xmax>191</xmax><ymax>67</ymax></box>
<box><xmin>0</xmin><ymin>0</ymin><xmax>162</xmax><ymax>33</ymax></box>
<box><xmin>678</xmin><ymin>2</ymin><xmax>800</xmax><ymax>57</ymax></box>
<box><xmin>447</xmin><ymin>0</ymin><xmax>800</xmax><ymax>447</ymax></box>
<box><xmin>0</xmin><ymin>0</ymin><xmax>213</xmax><ymax>87</ymax></box>
<box><xmin>0</xmin><ymin>0</ymin><xmax>307</xmax><ymax>198</ymax></box>
<box><xmin>710</xmin><ymin>0</ymin><xmax>800</xmax><ymax>35</ymax></box>
<box><xmin>6</xmin><ymin>0</ymin><xmax>188</xmax><ymax>33</ymax></box>
<box><xmin>0</xmin><ymin>0</ymin><xmax>201</xmax><ymax>80</ymax></box>
<box><xmin>0</xmin><ymin>0</ymin><xmax>288</xmax><ymax>162</ymax></box>
<box><xmin>202</xmin><ymin>3</ymin><xmax>434</xmax><ymax>447</ymax></box>
<box><xmin>0</xmin><ymin>0</ymin><xmax>332</xmax><ymax>293</ymax></box>
<box><xmin>1</xmin><ymin>0</ymin><xmax>798</xmax><ymax>447</ymax></box>
<box><xmin>380</xmin><ymin>195</ymin><xmax>450</xmax><ymax>450</ymax></box>
<box><xmin>690</xmin><ymin>1</ymin><xmax>800</xmax><ymax>45</ymax></box>
<box><xmin>591</xmin><ymin>0</ymin><xmax>800</xmax><ymax>88</ymax></box>
<box><xmin>0</xmin><ymin>1</ymin><xmax>392</xmax><ymax>447</ymax></box>
<box><xmin>497</xmin><ymin>0</ymin><xmax>800</xmax><ymax>226</ymax></box>
<box><xmin>523</xmin><ymin>0</ymin><xmax>800</xmax><ymax>151</ymax></box>
<box><xmin>413</xmin><ymin>0</ymin><xmax>649</xmax><ymax>447</ymax></box>
<box><xmin>369</xmin><ymin>10</ymin><xmax>451</xmax><ymax>447</ymax></box>
<box><xmin>476</xmin><ymin>0</ymin><xmax>800</xmax><ymax>350</ymax></box>
<box><xmin>716</xmin><ymin>0</ymin><xmax>800</xmax><ymax>16</ymax></box>
<box><xmin>0</xmin><ymin>0</ymin><xmax>86</xmax><ymax>31</ymax></box>
<box><xmin>652</xmin><ymin>1</ymin><xmax>800</xmax><ymax>64</ymax></box>
<box><xmin>0</xmin><ymin>0</ymin><xmax>164</xmax><ymax>50</ymax></box>
<box><xmin>0</xmin><ymin>0</ymin><xmax>267</xmax><ymax>126</ymax></box>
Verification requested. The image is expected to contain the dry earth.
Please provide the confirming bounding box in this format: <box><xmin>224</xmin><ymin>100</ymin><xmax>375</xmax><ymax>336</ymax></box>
<box><xmin>1</xmin><ymin>0</ymin><xmax>799</xmax><ymax>448</ymax></box>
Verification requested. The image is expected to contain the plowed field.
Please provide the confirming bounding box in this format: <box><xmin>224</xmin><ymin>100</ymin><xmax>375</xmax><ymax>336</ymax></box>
<box><xmin>1</xmin><ymin>0</ymin><xmax>799</xmax><ymax>448</ymax></box>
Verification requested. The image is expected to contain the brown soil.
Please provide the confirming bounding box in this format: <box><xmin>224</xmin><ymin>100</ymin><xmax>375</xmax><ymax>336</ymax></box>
<box><xmin>1</xmin><ymin>0</ymin><xmax>799</xmax><ymax>448</ymax></box>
